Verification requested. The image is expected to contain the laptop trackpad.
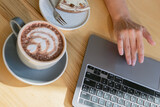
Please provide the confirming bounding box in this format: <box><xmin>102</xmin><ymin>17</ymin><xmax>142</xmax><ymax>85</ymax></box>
<box><xmin>114</xmin><ymin>56</ymin><xmax>160</xmax><ymax>90</ymax></box>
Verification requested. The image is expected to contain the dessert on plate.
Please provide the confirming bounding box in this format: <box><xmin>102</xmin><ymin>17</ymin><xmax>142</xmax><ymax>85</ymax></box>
<box><xmin>56</xmin><ymin>0</ymin><xmax>90</xmax><ymax>13</ymax></box>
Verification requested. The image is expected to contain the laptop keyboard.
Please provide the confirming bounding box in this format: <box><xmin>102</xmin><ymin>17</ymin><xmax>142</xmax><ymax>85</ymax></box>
<box><xmin>78</xmin><ymin>64</ymin><xmax>160</xmax><ymax>107</ymax></box>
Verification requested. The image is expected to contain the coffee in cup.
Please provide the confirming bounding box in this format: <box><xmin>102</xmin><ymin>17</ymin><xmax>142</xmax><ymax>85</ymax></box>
<box><xmin>10</xmin><ymin>17</ymin><xmax>66</xmax><ymax>70</ymax></box>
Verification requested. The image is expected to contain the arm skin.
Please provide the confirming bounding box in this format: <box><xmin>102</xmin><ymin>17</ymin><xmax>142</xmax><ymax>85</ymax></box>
<box><xmin>104</xmin><ymin>0</ymin><xmax>156</xmax><ymax>66</ymax></box>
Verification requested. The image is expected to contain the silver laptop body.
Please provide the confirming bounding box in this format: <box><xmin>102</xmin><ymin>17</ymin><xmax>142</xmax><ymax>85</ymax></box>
<box><xmin>72</xmin><ymin>34</ymin><xmax>160</xmax><ymax>107</ymax></box>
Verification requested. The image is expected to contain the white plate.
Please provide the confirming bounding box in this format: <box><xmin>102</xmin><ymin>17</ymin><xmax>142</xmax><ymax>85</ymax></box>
<box><xmin>39</xmin><ymin>0</ymin><xmax>90</xmax><ymax>30</ymax></box>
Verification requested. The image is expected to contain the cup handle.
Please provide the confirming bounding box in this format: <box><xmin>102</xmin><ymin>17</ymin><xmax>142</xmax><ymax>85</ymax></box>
<box><xmin>10</xmin><ymin>17</ymin><xmax>25</xmax><ymax>37</ymax></box>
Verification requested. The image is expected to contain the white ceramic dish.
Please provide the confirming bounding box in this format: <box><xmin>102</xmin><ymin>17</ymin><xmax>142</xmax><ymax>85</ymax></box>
<box><xmin>39</xmin><ymin>0</ymin><xmax>90</xmax><ymax>30</ymax></box>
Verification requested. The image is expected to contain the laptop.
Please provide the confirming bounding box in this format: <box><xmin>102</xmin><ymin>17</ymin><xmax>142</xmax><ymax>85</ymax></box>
<box><xmin>72</xmin><ymin>34</ymin><xmax>160</xmax><ymax>107</ymax></box>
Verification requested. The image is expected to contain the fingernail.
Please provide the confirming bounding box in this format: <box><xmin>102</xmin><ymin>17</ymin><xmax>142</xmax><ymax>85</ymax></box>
<box><xmin>120</xmin><ymin>50</ymin><xmax>123</xmax><ymax>56</ymax></box>
<box><xmin>153</xmin><ymin>42</ymin><xmax>156</xmax><ymax>45</ymax></box>
<box><xmin>128</xmin><ymin>60</ymin><xmax>131</xmax><ymax>65</ymax></box>
<box><xmin>121</xmin><ymin>50</ymin><xmax>124</xmax><ymax>55</ymax></box>
<box><xmin>132</xmin><ymin>60</ymin><xmax>136</xmax><ymax>66</ymax></box>
<box><xmin>140</xmin><ymin>59</ymin><xmax>144</xmax><ymax>63</ymax></box>
<box><xmin>120</xmin><ymin>52</ymin><xmax>123</xmax><ymax>56</ymax></box>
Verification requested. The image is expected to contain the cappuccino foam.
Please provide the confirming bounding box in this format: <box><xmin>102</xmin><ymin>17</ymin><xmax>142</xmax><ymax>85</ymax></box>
<box><xmin>21</xmin><ymin>22</ymin><xmax>64</xmax><ymax>61</ymax></box>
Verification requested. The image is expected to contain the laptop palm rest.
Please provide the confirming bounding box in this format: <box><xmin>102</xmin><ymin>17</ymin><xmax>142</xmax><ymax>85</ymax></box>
<box><xmin>85</xmin><ymin>35</ymin><xmax>160</xmax><ymax>91</ymax></box>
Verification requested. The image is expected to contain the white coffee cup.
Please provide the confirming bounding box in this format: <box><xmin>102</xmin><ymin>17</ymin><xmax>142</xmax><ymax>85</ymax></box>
<box><xmin>10</xmin><ymin>17</ymin><xmax>66</xmax><ymax>70</ymax></box>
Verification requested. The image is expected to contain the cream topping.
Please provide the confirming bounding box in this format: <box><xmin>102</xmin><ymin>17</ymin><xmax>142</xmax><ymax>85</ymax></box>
<box><xmin>64</xmin><ymin>0</ymin><xmax>87</xmax><ymax>6</ymax></box>
<box><xmin>59</xmin><ymin>3</ymin><xmax>90</xmax><ymax>12</ymax></box>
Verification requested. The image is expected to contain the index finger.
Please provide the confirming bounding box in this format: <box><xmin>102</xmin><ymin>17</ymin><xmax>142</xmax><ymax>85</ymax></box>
<box><xmin>117</xmin><ymin>33</ymin><xmax>124</xmax><ymax>56</ymax></box>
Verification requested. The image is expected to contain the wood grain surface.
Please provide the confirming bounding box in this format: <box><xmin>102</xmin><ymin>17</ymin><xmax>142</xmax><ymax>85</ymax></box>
<box><xmin>0</xmin><ymin>0</ymin><xmax>160</xmax><ymax>107</ymax></box>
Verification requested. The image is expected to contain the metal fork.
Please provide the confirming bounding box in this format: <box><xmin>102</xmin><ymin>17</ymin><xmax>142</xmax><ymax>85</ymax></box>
<box><xmin>49</xmin><ymin>0</ymin><xmax>67</xmax><ymax>25</ymax></box>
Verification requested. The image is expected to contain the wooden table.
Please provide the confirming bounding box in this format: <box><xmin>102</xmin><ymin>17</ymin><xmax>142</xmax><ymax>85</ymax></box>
<box><xmin>0</xmin><ymin>0</ymin><xmax>160</xmax><ymax>106</ymax></box>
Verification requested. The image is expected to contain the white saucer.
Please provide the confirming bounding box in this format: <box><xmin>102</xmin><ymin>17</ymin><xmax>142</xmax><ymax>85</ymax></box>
<box><xmin>3</xmin><ymin>33</ymin><xmax>68</xmax><ymax>85</ymax></box>
<box><xmin>39</xmin><ymin>0</ymin><xmax>90</xmax><ymax>30</ymax></box>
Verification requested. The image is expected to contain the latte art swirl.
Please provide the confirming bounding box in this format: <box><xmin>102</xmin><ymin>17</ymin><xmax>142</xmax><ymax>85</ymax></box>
<box><xmin>21</xmin><ymin>23</ymin><xmax>64</xmax><ymax>61</ymax></box>
<box><xmin>26</xmin><ymin>30</ymin><xmax>58</xmax><ymax>56</ymax></box>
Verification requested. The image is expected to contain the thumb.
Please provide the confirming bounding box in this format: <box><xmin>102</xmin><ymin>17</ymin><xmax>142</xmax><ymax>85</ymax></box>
<box><xmin>143</xmin><ymin>28</ymin><xmax>156</xmax><ymax>45</ymax></box>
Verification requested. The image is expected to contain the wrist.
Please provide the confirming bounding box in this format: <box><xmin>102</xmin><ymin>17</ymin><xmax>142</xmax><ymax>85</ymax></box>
<box><xmin>112</xmin><ymin>15</ymin><xmax>131</xmax><ymax>25</ymax></box>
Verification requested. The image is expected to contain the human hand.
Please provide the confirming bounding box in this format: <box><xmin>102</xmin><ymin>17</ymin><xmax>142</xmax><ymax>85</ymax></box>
<box><xmin>114</xmin><ymin>17</ymin><xmax>156</xmax><ymax>66</ymax></box>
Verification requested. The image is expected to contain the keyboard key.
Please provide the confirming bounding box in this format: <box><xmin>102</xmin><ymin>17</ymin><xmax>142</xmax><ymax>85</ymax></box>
<box><xmin>88</xmin><ymin>65</ymin><xmax>94</xmax><ymax>70</ymax></box>
<box><xmin>124</xmin><ymin>93</ymin><xmax>131</xmax><ymax>100</ymax></box>
<box><xmin>115</xmin><ymin>83</ymin><xmax>121</xmax><ymax>90</ymax></box>
<box><xmin>79</xmin><ymin>98</ymin><xmax>84</xmax><ymax>104</ymax></box>
<box><xmin>134</xmin><ymin>90</ymin><xmax>141</xmax><ymax>97</ymax></box>
<box><xmin>84</xmin><ymin>100</ymin><xmax>102</xmax><ymax>107</ymax></box>
<box><xmin>108</xmin><ymin>80</ymin><xmax>114</xmax><ymax>87</ymax></box>
<box><xmin>97</xmin><ymin>90</ymin><xmax>103</xmax><ymax>97</ymax></box>
<box><xmin>151</xmin><ymin>103</ymin><xmax>157</xmax><ymax>107</ymax></box>
<box><xmin>148</xmin><ymin>95</ymin><xmax>155</xmax><ymax>102</ymax></box>
<box><xmin>131</xmin><ymin>96</ymin><xmax>137</xmax><ymax>103</ymax></box>
<box><xmin>89</xmin><ymin>88</ymin><xmax>97</xmax><ymax>95</ymax></box>
<box><xmin>113</xmin><ymin>104</ymin><xmax>120</xmax><ymax>107</ymax></box>
<box><xmin>118</xmin><ymin>98</ymin><xmax>125</xmax><ymax>105</ymax></box>
<box><xmin>99</xmin><ymin>98</ymin><xmax>105</xmax><ymax>105</ymax></box>
<box><xmin>141</xmin><ymin>93</ymin><xmax>147</xmax><ymax>99</ymax></box>
<box><xmin>155</xmin><ymin>97</ymin><xmax>160</xmax><ymax>104</ymax></box>
<box><xmin>144</xmin><ymin>101</ymin><xmax>150</xmax><ymax>107</ymax></box>
<box><xmin>84</xmin><ymin>78</ymin><xmax>96</xmax><ymax>87</ymax></box>
<box><xmin>155</xmin><ymin>92</ymin><xmax>160</xmax><ymax>98</ymax></box>
<box><xmin>137</xmin><ymin>98</ymin><xmax>144</xmax><ymax>105</ymax></box>
<box><xmin>80</xmin><ymin>91</ymin><xmax>91</xmax><ymax>100</ymax></box>
<box><xmin>128</xmin><ymin>88</ymin><xmax>134</xmax><ymax>94</ymax></box>
<box><xmin>101</xmin><ymin>78</ymin><xmax>108</xmax><ymax>85</ymax></box>
<box><xmin>101</xmin><ymin>71</ymin><xmax>108</xmax><ymax>75</ymax></box>
<box><xmin>115</xmin><ymin>76</ymin><xmax>123</xmax><ymax>83</ymax></box>
<box><xmin>91</xmin><ymin>96</ymin><xmax>99</xmax><ymax>103</ymax></box>
<box><xmin>82</xmin><ymin>85</ymin><xmax>89</xmax><ymax>92</ymax></box>
<box><xmin>131</xmin><ymin>103</ymin><xmax>138</xmax><ymax>107</ymax></box>
<box><xmin>105</xmin><ymin>101</ymin><xmax>113</xmax><ymax>107</ymax></box>
<box><xmin>125</xmin><ymin>101</ymin><xmax>131</xmax><ymax>107</ymax></box>
<box><xmin>110</xmin><ymin>88</ymin><xmax>117</xmax><ymax>95</ymax></box>
<box><xmin>108</xmin><ymin>74</ymin><xmax>114</xmax><ymax>80</ymax></box>
<box><xmin>85</xmin><ymin>72</ymin><xmax>91</xmax><ymax>78</ymax></box>
<box><xmin>117</xmin><ymin>91</ymin><xmax>124</xmax><ymax>98</ymax></box>
<box><xmin>121</xmin><ymin>85</ymin><xmax>128</xmax><ymax>92</ymax></box>
<box><xmin>94</xmin><ymin>68</ymin><xmax>101</xmax><ymax>75</ymax></box>
<box><xmin>111</xmin><ymin>96</ymin><xmax>118</xmax><ymax>103</ymax></box>
<box><xmin>103</xmin><ymin>85</ymin><xmax>110</xmax><ymax>92</ymax></box>
<box><xmin>103</xmin><ymin>93</ymin><xmax>111</xmax><ymax>100</ymax></box>
<box><xmin>96</xmin><ymin>83</ymin><xmax>103</xmax><ymax>90</ymax></box>
<box><xmin>85</xmin><ymin>72</ymin><xmax>101</xmax><ymax>82</ymax></box>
